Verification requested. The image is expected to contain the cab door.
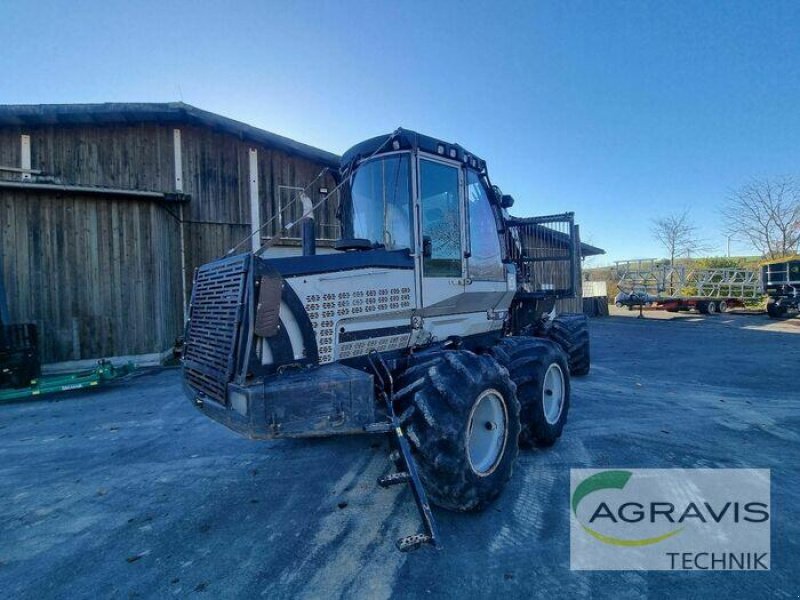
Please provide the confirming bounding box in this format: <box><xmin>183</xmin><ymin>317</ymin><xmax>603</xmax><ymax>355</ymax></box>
<box><xmin>416</xmin><ymin>156</ymin><xmax>466</xmax><ymax>309</ymax></box>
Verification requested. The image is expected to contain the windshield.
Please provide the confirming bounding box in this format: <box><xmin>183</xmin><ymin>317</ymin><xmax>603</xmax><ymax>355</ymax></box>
<box><xmin>347</xmin><ymin>154</ymin><xmax>412</xmax><ymax>250</ymax></box>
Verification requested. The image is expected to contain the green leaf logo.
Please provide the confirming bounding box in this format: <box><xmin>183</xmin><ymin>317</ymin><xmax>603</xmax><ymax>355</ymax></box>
<box><xmin>572</xmin><ymin>470</ymin><xmax>683</xmax><ymax>547</ymax></box>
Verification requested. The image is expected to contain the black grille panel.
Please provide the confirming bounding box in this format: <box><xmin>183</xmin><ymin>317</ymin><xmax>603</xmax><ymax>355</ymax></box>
<box><xmin>184</xmin><ymin>254</ymin><xmax>250</xmax><ymax>404</ymax></box>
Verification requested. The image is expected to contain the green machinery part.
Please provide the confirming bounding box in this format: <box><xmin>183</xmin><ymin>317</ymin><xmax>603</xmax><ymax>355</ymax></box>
<box><xmin>0</xmin><ymin>360</ymin><xmax>134</xmax><ymax>404</ymax></box>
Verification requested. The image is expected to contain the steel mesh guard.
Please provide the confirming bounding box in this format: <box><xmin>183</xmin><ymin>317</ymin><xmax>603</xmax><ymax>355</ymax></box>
<box><xmin>183</xmin><ymin>254</ymin><xmax>249</xmax><ymax>404</ymax></box>
<box><xmin>506</xmin><ymin>213</ymin><xmax>577</xmax><ymax>298</ymax></box>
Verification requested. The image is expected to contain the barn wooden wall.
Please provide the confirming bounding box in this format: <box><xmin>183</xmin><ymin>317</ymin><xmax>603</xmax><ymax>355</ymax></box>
<box><xmin>0</xmin><ymin>121</ymin><xmax>340</xmax><ymax>363</ymax></box>
<box><xmin>1</xmin><ymin>117</ymin><xmax>588</xmax><ymax>364</ymax></box>
<box><xmin>177</xmin><ymin>124</ymin><xmax>339</xmax><ymax>283</ymax></box>
<box><xmin>1</xmin><ymin>190</ymin><xmax>183</xmax><ymax>362</ymax></box>
<box><xmin>0</xmin><ymin>125</ymin><xmax>175</xmax><ymax>190</ymax></box>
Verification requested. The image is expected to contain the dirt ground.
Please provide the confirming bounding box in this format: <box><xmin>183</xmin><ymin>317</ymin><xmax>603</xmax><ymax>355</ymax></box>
<box><xmin>1</xmin><ymin>311</ymin><xmax>798</xmax><ymax>598</ymax></box>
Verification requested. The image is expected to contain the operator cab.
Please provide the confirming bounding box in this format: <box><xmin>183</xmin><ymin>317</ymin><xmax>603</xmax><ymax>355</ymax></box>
<box><xmin>338</xmin><ymin>129</ymin><xmax>513</xmax><ymax>337</ymax></box>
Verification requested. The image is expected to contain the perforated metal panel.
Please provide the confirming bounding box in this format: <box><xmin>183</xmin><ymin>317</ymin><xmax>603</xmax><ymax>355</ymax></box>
<box><xmin>338</xmin><ymin>334</ymin><xmax>410</xmax><ymax>359</ymax></box>
<box><xmin>305</xmin><ymin>287</ymin><xmax>412</xmax><ymax>363</ymax></box>
<box><xmin>184</xmin><ymin>255</ymin><xmax>249</xmax><ymax>403</ymax></box>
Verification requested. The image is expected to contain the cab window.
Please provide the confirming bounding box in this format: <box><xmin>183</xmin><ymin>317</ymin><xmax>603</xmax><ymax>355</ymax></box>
<box><xmin>466</xmin><ymin>170</ymin><xmax>504</xmax><ymax>280</ymax></box>
<box><xmin>349</xmin><ymin>154</ymin><xmax>412</xmax><ymax>250</ymax></box>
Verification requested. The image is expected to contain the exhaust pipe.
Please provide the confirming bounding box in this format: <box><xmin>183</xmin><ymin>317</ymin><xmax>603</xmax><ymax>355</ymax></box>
<box><xmin>302</xmin><ymin>219</ymin><xmax>316</xmax><ymax>256</ymax></box>
<box><xmin>300</xmin><ymin>192</ymin><xmax>316</xmax><ymax>256</ymax></box>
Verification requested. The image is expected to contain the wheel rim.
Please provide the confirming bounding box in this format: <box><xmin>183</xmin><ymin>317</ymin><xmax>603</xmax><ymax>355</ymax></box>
<box><xmin>542</xmin><ymin>363</ymin><xmax>565</xmax><ymax>425</ymax></box>
<box><xmin>719</xmin><ymin>301</ymin><xmax>727</xmax><ymax>312</ymax></box>
<box><xmin>466</xmin><ymin>389</ymin><xmax>508</xmax><ymax>477</ymax></box>
<box><xmin>708</xmin><ymin>302</ymin><xmax>717</xmax><ymax>313</ymax></box>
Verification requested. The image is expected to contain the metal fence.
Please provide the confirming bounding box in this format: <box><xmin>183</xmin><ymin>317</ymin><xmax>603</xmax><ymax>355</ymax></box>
<box><xmin>613</xmin><ymin>260</ymin><xmax>761</xmax><ymax>300</ymax></box>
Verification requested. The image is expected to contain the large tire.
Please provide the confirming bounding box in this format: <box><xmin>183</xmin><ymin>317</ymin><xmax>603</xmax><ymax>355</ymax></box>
<box><xmin>544</xmin><ymin>313</ymin><xmax>590</xmax><ymax>376</ymax></box>
<box><xmin>490</xmin><ymin>338</ymin><xmax>571</xmax><ymax>448</ymax></box>
<box><xmin>394</xmin><ymin>351</ymin><xmax>521</xmax><ymax>512</ymax></box>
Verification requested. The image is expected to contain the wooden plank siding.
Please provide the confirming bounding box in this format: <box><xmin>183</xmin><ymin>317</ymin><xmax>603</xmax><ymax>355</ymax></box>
<box><xmin>1</xmin><ymin>190</ymin><xmax>183</xmax><ymax>362</ymax></box>
<box><xmin>0</xmin><ymin>130</ymin><xmax>22</xmax><ymax>170</ymax></box>
<box><xmin>0</xmin><ymin>125</ymin><xmax>174</xmax><ymax>190</ymax></box>
<box><xmin>176</xmin><ymin>124</ymin><xmax>340</xmax><ymax>293</ymax></box>
<box><xmin>0</xmin><ymin>120</ymin><xmax>341</xmax><ymax>363</ymax></box>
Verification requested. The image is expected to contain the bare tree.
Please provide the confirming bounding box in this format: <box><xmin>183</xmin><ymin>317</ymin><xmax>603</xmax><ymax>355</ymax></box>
<box><xmin>651</xmin><ymin>210</ymin><xmax>708</xmax><ymax>266</ymax></box>
<box><xmin>650</xmin><ymin>210</ymin><xmax>709</xmax><ymax>294</ymax></box>
<box><xmin>722</xmin><ymin>177</ymin><xmax>800</xmax><ymax>259</ymax></box>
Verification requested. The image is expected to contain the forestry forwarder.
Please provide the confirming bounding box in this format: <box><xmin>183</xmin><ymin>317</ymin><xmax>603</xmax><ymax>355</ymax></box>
<box><xmin>182</xmin><ymin>129</ymin><xmax>590</xmax><ymax>551</ymax></box>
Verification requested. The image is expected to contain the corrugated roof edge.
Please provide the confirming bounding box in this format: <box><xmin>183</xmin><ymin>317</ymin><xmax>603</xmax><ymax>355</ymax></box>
<box><xmin>578</xmin><ymin>242</ymin><xmax>606</xmax><ymax>257</ymax></box>
<box><xmin>0</xmin><ymin>102</ymin><xmax>340</xmax><ymax>168</ymax></box>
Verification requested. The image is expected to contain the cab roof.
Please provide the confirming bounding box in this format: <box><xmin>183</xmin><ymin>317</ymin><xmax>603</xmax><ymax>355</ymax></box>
<box><xmin>341</xmin><ymin>128</ymin><xmax>487</xmax><ymax>174</ymax></box>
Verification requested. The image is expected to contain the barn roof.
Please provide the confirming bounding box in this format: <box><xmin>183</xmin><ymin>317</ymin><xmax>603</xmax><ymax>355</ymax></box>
<box><xmin>577</xmin><ymin>242</ymin><xmax>605</xmax><ymax>257</ymax></box>
<box><xmin>0</xmin><ymin>102</ymin><xmax>340</xmax><ymax>168</ymax></box>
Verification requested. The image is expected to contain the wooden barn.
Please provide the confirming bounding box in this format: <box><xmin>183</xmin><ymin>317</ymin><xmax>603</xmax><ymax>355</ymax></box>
<box><xmin>0</xmin><ymin>104</ymin><xmax>604</xmax><ymax>368</ymax></box>
<box><xmin>0</xmin><ymin>103</ymin><xmax>340</xmax><ymax>366</ymax></box>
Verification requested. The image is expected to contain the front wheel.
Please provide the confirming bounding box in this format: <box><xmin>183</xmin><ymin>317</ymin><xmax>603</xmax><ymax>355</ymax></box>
<box><xmin>395</xmin><ymin>351</ymin><xmax>521</xmax><ymax>512</ymax></box>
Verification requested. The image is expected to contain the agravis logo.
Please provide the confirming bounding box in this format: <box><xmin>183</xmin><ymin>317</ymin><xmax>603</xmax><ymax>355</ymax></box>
<box><xmin>571</xmin><ymin>470</ymin><xmax>683</xmax><ymax>546</ymax></box>
<box><xmin>570</xmin><ymin>469</ymin><xmax>771</xmax><ymax>571</ymax></box>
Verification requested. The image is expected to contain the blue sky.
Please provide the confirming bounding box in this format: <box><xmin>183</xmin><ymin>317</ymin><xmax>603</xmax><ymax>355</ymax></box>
<box><xmin>2</xmin><ymin>1</ymin><xmax>799</xmax><ymax>264</ymax></box>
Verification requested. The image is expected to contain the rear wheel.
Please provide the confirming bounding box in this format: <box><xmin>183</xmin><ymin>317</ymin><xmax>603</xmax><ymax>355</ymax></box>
<box><xmin>767</xmin><ymin>298</ymin><xmax>787</xmax><ymax>319</ymax></box>
<box><xmin>394</xmin><ymin>351</ymin><xmax>521</xmax><ymax>511</ymax></box>
<box><xmin>707</xmin><ymin>301</ymin><xmax>718</xmax><ymax>314</ymax></box>
<box><xmin>544</xmin><ymin>313</ymin><xmax>590</xmax><ymax>376</ymax></box>
<box><xmin>718</xmin><ymin>300</ymin><xmax>728</xmax><ymax>313</ymax></box>
<box><xmin>490</xmin><ymin>338</ymin><xmax>571</xmax><ymax>447</ymax></box>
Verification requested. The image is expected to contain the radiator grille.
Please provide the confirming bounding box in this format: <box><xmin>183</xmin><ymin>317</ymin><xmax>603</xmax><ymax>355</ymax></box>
<box><xmin>184</xmin><ymin>255</ymin><xmax>249</xmax><ymax>404</ymax></box>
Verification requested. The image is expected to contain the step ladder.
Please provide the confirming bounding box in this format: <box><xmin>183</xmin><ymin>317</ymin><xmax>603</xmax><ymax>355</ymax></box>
<box><xmin>365</xmin><ymin>350</ymin><xmax>440</xmax><ymax>552</ymax></box>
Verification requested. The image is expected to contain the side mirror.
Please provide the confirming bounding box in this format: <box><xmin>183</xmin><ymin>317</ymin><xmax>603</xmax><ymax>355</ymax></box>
<box><xmin>492</xmin><ymin>185</ymin><xmax>503</xmax><ymax>205</ymax></box>
<box><xmin>501</xmin><ymin>194</ymin><xmax>514</xmax><ymax>208</ymax></box>
<box><xmin>422</xmin><ymin>235</ymin><xmax>433</xmax><ymax>258</ymax></box>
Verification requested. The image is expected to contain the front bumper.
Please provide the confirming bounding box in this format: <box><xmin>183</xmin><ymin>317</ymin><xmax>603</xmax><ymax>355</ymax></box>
<box><xmin>184</xmin><ymin>362</ymin><xmax>376</xmax><ymax>439</ymax></box>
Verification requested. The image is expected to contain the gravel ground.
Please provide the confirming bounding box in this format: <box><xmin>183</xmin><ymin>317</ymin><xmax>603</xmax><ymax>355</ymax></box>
<box><xmin>0</xmin><ymin>312</ymin><xmax>798</xmax><ymax>599</ymax></box>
